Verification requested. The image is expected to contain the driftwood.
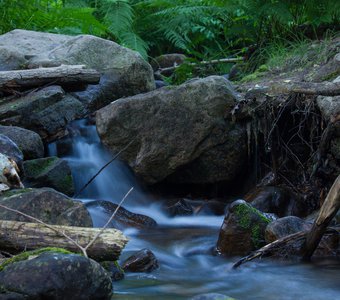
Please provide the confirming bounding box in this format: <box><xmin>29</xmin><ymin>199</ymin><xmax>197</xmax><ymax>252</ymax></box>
<box><xmin>156</xmin><ymin>57</ymin><xmax>244</xmax><ymax>76</ymax></box>
<box><xmin>0</xmin><ymin>220</ymin><xmax>128</xmax><ymax>261</ymax></box>
<box><xmin>270</xmin><ymin>81</ymin><xmax>340</xmax><ymax>96</ymax></box>
<box><xmin>233</xmin><ymin>175</ymin><xmax>340</xmax><ymax>268</ymax></box>
<box><xmin>0</xmin><ymin>65</ymin><xmax>100</xmax><ymax>90</ymax></box>
<box><xmin>302</xmin><ymin>174</ymin><xmax>340</xmax><ymax>260</ymax></box>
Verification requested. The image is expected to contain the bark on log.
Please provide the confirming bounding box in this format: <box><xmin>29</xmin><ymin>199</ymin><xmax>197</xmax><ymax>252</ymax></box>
<box><xmin>156</xmin><ymin>57</ymin><xmax>244</xmax><ymax>75</ymax></box>
<box><xmin>0</xmin><ymin>220</ymin><xmax>128</xmax><ymax>261</ymax></box>
<box><xmin>302</xmin><ymin>174</ymin><xmax>340</xmax><ymax>260</ymax></box>
<box><xmin>0</xmin><ymin>65</ymin><xmax>100</xmax><ymax>90</ymax></box>
<box><xmin>270</xmin><ymin>81</ymin><xmax>340</xmax><ymax>96</ymax></box>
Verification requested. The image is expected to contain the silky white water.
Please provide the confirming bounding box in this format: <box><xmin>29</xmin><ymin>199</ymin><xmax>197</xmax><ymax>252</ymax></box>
<box><xmin>49</xmin><ymin>119</ymin><xmax>340</xmax><ymax>300</ymax></box>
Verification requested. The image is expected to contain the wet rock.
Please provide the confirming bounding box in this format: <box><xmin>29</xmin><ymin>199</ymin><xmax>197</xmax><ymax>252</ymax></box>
<box><xmin>86</xmin><ymin>200</ymin><xmax>156</xmax><ymax>230</ymax></box>
<box><xmin>0</xmin><ymin>252</ymin><xmax>112</xmax><ymax>300</ymax></box>
<box><xmin>23</xmin><ymin>156</ymin><xmax>74</xmax><ymax>196</ymax></box>
<box><xmin>191</xmin><ymin>293</ymin><xmax>235</xmax><ymax>300</ymax></box>
<box><xmin>0</xmin><ymin>86</ymin><xmax>86</xmax><ymax>141</ymax></box>
<box><xmin>0</xmin><ymin>291</ymin><xmax>28</xmax><ymax>300</ymax></box>
<box><xmin>216</xmin><ymin>200</ymin><xmax>271</xmax><ymax>256</ymax></box>
<box><xmin>0</xmin><ymin>188</ymin><xmax>92</xmax><ymax>227</ymax></box>
<box><xmin>96</xmin><ymin>76</ymin><xmax>246</xmax><ymax>185</ymax></box>
<box><xmin>155</xmin><ymin>80</ymin><xmax>168</xmax><ymax>89</ymax></box>
<box><xmin>0</xmin><ymin>126</ymin><xmax>44</xmax><ymax>160</ymax></box>
<box><xmin>0</xmin><ymin>134</ymin><xmax>23</xmax><ymax>168</ymax></box>
<box><xmin>0</xmin><ymin>29</ymin><xmax>155</xmax><ymax>110</ymax></box>
<box><xmin>244</xmin><ymin>186</ymin><xmax>296</xmax><ymax>217</ymax></box>
<box><xmin>265</xmin><ymin>216</ymin><xmax>309</xmax><ymax>243</ymax></box>
<box><xmin>122</xmin><ymin>249</ymin><xmax>159</xmax><ymax>273</ymax></box>
<box><xmin>166</xmin><ymin>198</ymin><xmax>194</xmax><ymax>217</ymax></box>
<box><xmin>100</xmin><ymin>261</ymin><xmax>124</xmax><ymax>281</ymax></box>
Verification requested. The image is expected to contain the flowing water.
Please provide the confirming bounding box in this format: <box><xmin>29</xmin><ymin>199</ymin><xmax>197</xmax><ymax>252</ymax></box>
<box><xmin>49</xmin><ymin>119</ymin><xmax>340</xmax><ymax>300</ymax></box>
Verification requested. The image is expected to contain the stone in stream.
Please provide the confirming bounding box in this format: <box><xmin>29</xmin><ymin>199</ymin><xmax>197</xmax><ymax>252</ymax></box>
<box><xmin>0</xmin><ymin>134</ymin><xmax>23</xmax><ymax>169</ymax></box>
<box><xmin>85</xmin><ymin>200</ymin><xmax>157</xmax><ymax>230</ymax></box>
<box><xmin>0</xmin><ymin>187</ymin><xmax>92</xmax><ymax>227</ymax></box>
<box><xmin>0</xmin><ymin>125</ymin><xmax>44</xmax><ymax>160</ymax></box>
<box><xmin>100</xmin><ymin>261</ymin><xmax>125</xmax><ymax>281</ymax></box>
<box><xmin>265</xmin><ymin>216</ymin><xmax>310</xmax><ymax>243</ymax></box>
<box><xmin>216</xmin><ymin>200</ymin><xmax>271</xmax><ymax>256</ymax></box>
<box><xmin>96</xmin><ymin>76</ymin><xmax>247</xmax><ymax>186</ymax></box>
<box><xmin>23</xmin><ymin>156</ymin><xmax>74</xmax><ymax>196</ymax></box>
<box><xmin>0</xmin><ymin>29</ymin><xmax>155</xmax><ymax>111</ymax></box>
<box><xmin>122</xmin><ymin>248</ymin><xmax>159</xmax><ymax>273</ymax></box>
<box><xmin>0</xmin><ymin>252</ymin><xmax>112</xmax><ymax>300</ymax></box>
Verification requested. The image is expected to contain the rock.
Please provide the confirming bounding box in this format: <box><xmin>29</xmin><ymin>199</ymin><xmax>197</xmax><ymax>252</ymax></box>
<box><xmin>0</xmin><ymin>153</ymin><xmax>24</xmax><ymax>190</ymax></box>
<box><xmin>166</xmin><ymin>198</ymin><xmax>194</xmax><ymax>217</ymax></box>
<box><xmin>0</xmin><ymin>252</ymin><xmax>112</xmax><ymax>300</ymax></box>
<box><xmin>122</xmin><ymin>249</ymin><xmax>159</xmax><ymax>273</ymax></box>
<box><xmin>85</xmin><ymin>200</ymin><xmax>157</xmax><ymax>230</ymax></box>
<box><xmin>100</xmin><ymin>261</ymin><xmax>124</xmax><ymax>281</ymax></box>
<box><xmin>155</xmin><ymin>80</ymin><xmax>168</xmax><ymax>89</ymax></box>
<box><xmin>0</xmin><ymin>188</ymin><xmax>92</xmax><ymax>227</ymax></box>
<box><xmin>0</xmin><ymin>134</ymin><xmax>23</xmax><ymax>168</ymax></box>
<box><xmin>265</xmin><ymin>216</ymin><xmax>309</xmax><ymax>243</ymax></box>
<box><xmin>316</xmin><ymin>95</ymin><xmax>340</xmax><ymax>122</ymax></box>
<box><xmin>0</xmin><ymin>125</ymin><xmax>44</xmax><ymax>159</ymax></box>
<box><xmin>0</xmin><ymin>29</ymin><xmax>155</xmax><ymax>110</ymax></box>
<box><xmin>0</xmin><ymin>86</ymin><xmax>86</xmax><ymax>141</ymax></box>
<box><xmin>244</xmin><ymin>186</ymin><xmax>296</xmax><ymax>217</ymax></box>
<box><xmin>191</xmin><ymin>294</ymin><xmax>235</xmax><ymax>300</ymax></box>
<box><xmin>151</xmin><ymin>53</ymin><xmax>186</xmax><ymax>72</ymax></box>
<box><xmin>23</xmin><ymin>157</ymin><xmax>74</xmax><ymax>196</ymax></box>
<box><xmin>96</xmin><ymin>76</ymin><xmax>246</xmax><ymax>185</ymax></box>
<box><xmin>216</xmin><ymin>200</ymin><xmax>270</xmax><ymax>256</ymax></box>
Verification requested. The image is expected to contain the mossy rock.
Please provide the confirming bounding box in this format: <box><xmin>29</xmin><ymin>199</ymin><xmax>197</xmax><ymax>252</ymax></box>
<box><xmin>23</xmin><ymin>156</ymin><xmax>74</xmax><ymax>196</ymax></box>
<box><xmin>216</xmin><ymin>200</ymin><xmax>270</xmax><ymax>256</ymax></box>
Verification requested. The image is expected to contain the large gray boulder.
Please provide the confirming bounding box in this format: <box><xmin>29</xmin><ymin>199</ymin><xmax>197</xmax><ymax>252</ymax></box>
<box><xmin>96</xmin><ymin>76</ymin><xmax>247</xmax><ymax>185</ymax></box>
<box><xmin>0</xmin><ymin>125</ymin><xmax>44</xmax><ymax>159</ymax></box>
<box><xmin>0</xmin><ymin>29</ymin><xmax>155</xmax><ymax>109</ymax></box>
<box><xmin>0</xmin><ymin>252</ymin><xmax>112</xmax><ymax>300</ymax></box>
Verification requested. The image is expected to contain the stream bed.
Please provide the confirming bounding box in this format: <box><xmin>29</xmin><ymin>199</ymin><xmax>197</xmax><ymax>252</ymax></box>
<box><xmin>48</xmin><ymin>119</ymin><xmax>340</xmax><ymax>300</ymax></box>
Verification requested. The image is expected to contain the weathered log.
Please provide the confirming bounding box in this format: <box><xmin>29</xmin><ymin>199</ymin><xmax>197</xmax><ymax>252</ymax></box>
<box><xmin>0</xmin><ymin>65</ymin><xmax>100</xmax><ymax>90</ymax></box>
<box><xmin>302</xmin><ymin>174</ymin><xmax>340</xmax><ymax>260</ymax></box>
<box><xmin>0</xmin><ymin>220</ymin><xmax>128</xmax><ymax>261</ymax></box>
<box><xmin>270</xmin><ymin>81</ymin><xmax>340</xmax><ymax>96</ymax></box>
<box><xmin>155</xmin><ymin>57</ymin><xmax>244</xmax><ymax>75</ymax></box>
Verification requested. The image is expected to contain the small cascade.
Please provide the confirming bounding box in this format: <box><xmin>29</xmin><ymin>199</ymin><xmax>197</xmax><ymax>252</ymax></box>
<box><xmin>48</xmin><ymin>118</ymin><xmax>340</xmax><ymax>300</ymax></box>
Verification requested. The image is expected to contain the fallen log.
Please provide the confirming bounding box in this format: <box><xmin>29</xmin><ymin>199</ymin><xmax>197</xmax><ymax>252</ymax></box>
<box><xmin>270</xmin><ymin>81</ymin><xmax>340</xmax><ymax>96</ymax></box>
<box><xmin>302</xmin><ymin>174</ymin><xmax>340</xmax><ymax>260</ymax></box>
<box><xmin>155</xmin><ymin>57</ymin><xmax>244</xmax><ymax>76</ymax></box>
<box><xmin>0</xmin><ymin>220</ymin><xmax>128</xmax><ymax>261</ymax></box>
<box><xmin>0</xmin><ymin>65</ymin><xmax>100</xmax><ymax>90</ymax></box>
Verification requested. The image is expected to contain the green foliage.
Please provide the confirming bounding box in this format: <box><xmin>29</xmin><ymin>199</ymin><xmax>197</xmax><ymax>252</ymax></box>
<box><xmin>0</xmin><ymin>0</ymin><xmax>338</xmax><ymax>66</ymax></box>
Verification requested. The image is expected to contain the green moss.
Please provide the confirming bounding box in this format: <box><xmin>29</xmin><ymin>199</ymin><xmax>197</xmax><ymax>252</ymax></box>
<box><xmin>59</xmin><ymin>174</ymin><xmax>74</xmax><ymax>192</ymax></box>
<box><xmin>257</xmin><ymin>64</ymin><xmax>269</xmax><ymax>72</ymax></box>
<box><xmin>234</xmin><ymin>203</ymin><xmax>270</xmax><ymax>248</ymax></box>
<box><xmin>321</xmin><ymin>69</ymin><xmax>340</xmax><ymax>81</ymax></box>
<box><xmin>24</xmin><ymin>157</ymin><xmax>59</xmax><ymax>178</ymax></box>
<box><xmin>0</xmin><ymin>247</ymin><xmax>74</xmax><ymax>271</ymax></box>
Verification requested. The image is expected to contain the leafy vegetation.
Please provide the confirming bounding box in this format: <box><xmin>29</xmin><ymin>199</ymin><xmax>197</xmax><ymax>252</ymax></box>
<box><xmin>0</xmin><ymin>0</ymin><xmax>338</xmax><ymax>74</ymax></box>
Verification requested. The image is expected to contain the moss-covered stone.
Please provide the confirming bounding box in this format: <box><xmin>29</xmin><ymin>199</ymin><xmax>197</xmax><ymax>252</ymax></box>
<box><xmin>23</xmin><ymin>157</ymin><xmax>74</xmax><ymax>196</ymax></box>
<box><xmin>0</xmin><ymin>247</ymin><xmax>73</xmax><ymax>272</ymax></box>
<box><xmin>216</xmin><ymin>200</ymin><xmax>271</xmax><ymax>256</ymax></box>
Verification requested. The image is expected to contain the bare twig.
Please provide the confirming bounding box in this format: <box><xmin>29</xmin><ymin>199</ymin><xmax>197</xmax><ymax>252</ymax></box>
<box><xmin>75</xmin><ymin>139</ymin><xmax>135</xmax><ymax>197</ymax></box>
<box><xmin>84</xmin><ymin>187</ymin><xmax>134</xmax><ymax>251</ymax></box>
